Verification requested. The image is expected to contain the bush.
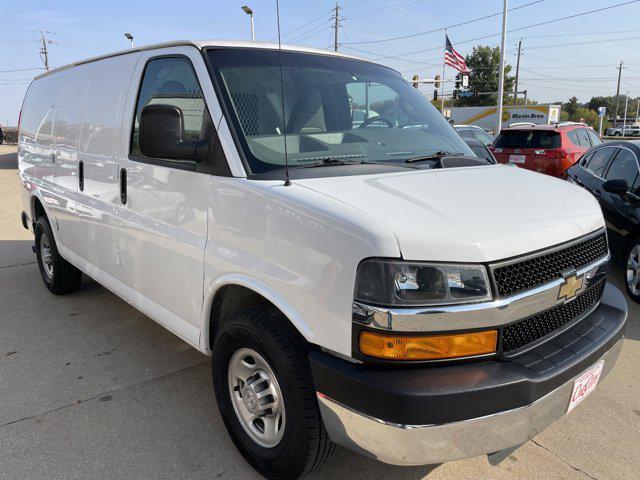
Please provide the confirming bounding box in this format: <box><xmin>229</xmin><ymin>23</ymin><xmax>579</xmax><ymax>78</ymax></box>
<box><xmin>2</xmin><ymin>127</ymin><xmax>18</xmax><ymax>144</ymax></box>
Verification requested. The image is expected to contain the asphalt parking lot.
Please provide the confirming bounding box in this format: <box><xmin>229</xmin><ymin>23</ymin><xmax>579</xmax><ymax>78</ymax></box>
<box><xmin>0</xmin><ymin>144</ymin><xmax>639</xmax><ymax>480</ymax></box>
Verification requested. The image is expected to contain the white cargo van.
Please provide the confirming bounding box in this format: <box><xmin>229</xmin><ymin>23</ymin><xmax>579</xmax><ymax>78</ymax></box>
<box><xmin>18</xmin><ymin>41</ymin><xmax>627</xmax><ymax>479</ymax></box>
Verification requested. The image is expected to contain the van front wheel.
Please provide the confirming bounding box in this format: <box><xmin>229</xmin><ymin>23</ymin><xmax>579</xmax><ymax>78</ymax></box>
<box><xmin>34</xmin><ymin>216</ymin><xmax>82</xmax><ymax>295</ymax></box>
<box><xmin>212</xmin><ymin>310</ymin><xmax>335</xmax><ymax>479</ymax></box>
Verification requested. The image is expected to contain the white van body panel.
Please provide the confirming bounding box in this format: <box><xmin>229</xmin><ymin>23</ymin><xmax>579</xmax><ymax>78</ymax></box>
<box><xmin>201</xmin><ymin>178</ymin><xmax>401</xmax><ymax>355</ymax></box>
<box><xmin>116</xmin><ymin>46</ymin><xmax>218</xmax><ymax>338</ymax></box>
<box><xmin>296</xmin><ymin>165</ymin><xmax>604</xmax><ymax>262</ymax></box>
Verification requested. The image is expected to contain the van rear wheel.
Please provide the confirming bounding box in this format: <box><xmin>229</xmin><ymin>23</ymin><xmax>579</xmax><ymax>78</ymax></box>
<box><xmin>34</xmin><ymin>216</ymin><xmax>82</xmax><ymax>295</ymax></box>
<box><xmin>212</xmin><ymin>310</ymin><xmax>335</xmax><ymax>479</ymax></box>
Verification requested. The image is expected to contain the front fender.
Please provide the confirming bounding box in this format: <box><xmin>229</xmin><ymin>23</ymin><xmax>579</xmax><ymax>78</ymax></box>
<box><xmin>200</xmin><ymin>273</ymin><xmax>312</xmax><ymax>354</ymax></box>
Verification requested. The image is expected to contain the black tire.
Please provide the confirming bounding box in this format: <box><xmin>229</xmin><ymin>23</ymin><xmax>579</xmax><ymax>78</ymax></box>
<box><xmin>624</xmin><ymin>237</ymin><xmax>640</xmax><ymax>303</ymax></box>
<box><xmin>34</xmin><ymin>215</ymin><xmax>82</xmax><ymax>295</ymax></box>
<box><xmin>212</xmin><ymin>310</ymin><xmax>335</xmax><ymax>480</ymax></box>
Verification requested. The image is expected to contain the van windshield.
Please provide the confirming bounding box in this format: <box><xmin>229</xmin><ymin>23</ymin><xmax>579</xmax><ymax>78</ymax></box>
<box><xmin>207</xmin><ymin>48</ymin><xmax>473</xmax><ymax>176</ymax></box>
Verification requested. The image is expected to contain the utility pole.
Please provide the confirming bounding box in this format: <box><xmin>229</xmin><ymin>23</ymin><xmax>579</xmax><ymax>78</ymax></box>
<box><xmin>513</xmin><ymin>38</ymin><xmax>522</xmax><ymax>104</ymax></box>
<box><xmin>333</xmin><ymin>3</ymin><xmax>340</xmax><ymax>51</ymax></box>
<box><xmin>40</xmin><ymin>31</ymin><xmax>50</xmax><ymax>71</ymax></box>
<box><xmin>614</xmin><ymin>61</ymin><xmax>624</xmax><ymax>127</ymax></box>
<box><xmin>495</xmin><ymin>0</ymin><xmax>508</xmax><ymax>135</ymax></box>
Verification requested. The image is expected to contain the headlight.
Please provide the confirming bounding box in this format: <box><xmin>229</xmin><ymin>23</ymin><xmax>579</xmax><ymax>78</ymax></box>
<box><xmin>354</xmin><ymin>259</ymin><xmax>491</xmax><ymax>307</ymax></box>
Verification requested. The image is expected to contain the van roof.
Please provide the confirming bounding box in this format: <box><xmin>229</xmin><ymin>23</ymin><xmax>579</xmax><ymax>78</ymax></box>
<box><xmin>34</xmin><ymin>40</ymin><xmax>367</xmax><ymax>80</ymax></box>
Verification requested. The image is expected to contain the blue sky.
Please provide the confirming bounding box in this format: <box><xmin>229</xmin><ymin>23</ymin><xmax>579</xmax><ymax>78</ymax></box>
<box><xmin>1</xmin><ymin>0</ymin><xmax>639</xmax><ymax>126</ymax></box>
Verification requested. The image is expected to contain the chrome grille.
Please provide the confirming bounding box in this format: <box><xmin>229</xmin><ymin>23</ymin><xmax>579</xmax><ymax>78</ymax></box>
<box><xmin>492</xmin><ymin>232</ymin><xmax>608</xmax><ymax>297</ymax></box>
<box><xmin>501</xmin><ymin>279</ymin><xmax>605</xmax><ymax>353</ymax></box>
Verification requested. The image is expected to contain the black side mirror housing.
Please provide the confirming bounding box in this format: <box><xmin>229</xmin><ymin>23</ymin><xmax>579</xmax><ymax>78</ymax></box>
<box><xmin>602</xmin><ymin>179</ymin><xmax>628</xmax><ymax>197</ymax></box>
<box><xmin>138</xmin><ymin>104</ymin><xmax>204</xmax><ymax>160</ymax></box>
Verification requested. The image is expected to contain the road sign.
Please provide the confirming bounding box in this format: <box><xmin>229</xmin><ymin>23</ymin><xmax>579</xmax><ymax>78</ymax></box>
<box><xmin>598</xmin><ymin>107</ymin><xmax>606</xmax><ymax>117</ymax></box>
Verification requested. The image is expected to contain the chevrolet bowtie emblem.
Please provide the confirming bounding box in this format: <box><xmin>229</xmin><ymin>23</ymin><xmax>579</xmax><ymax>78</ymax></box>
<box><xmin>558</xmin><ymin>274</ymin><xmax>584</xmax><ymax>302</ymax></box>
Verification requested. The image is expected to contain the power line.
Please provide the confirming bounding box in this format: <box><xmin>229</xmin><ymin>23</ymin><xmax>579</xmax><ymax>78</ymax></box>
<box><xmin>0</xmin><ymin>67</ymin><xmax>44</xmax><ymax>74</ymax></box>
<box><xmin>341</xmin><ymin>45</ymin><xmax>441</xmax><ymax>66</ymax></box>
<box><xmin>365</xmin><ymin>0</ymin><xmax>640</xmax><ymax>62</ymax></box>
<box><xmin>342</xmin><ymin>0</ymin><xmax>543</xmax><ymax>45</ymax></box>
<box><xmin>347</xmin><ymin>0</ymin><xmax>428</xmax><ymax>21</ymax></box>
<box><xmin>269</xmin><ymin>9</ymin><xmax>334</xmax><ymax>41</ymax></box>
<box><xmin>287</xmin><ymin>19</ymin><xmax>333</xmax><ymax>43</ymax></box>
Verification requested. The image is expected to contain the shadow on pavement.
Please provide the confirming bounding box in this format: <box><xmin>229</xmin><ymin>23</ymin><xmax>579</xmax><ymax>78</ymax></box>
<box><xmin>0</xmin><ymin>239</ymin><xmax>34</xmax><ymax>268</ymax></box>
<box><xmin>0</xmin><ymin>150</ymin><xmax>18</xmax><ymax>169</ymax></box>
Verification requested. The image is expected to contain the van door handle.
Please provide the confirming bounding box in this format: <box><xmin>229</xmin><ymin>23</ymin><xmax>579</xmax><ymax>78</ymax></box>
<box><xmin>78</xmin><ymin>161</ymin><xmax>84</xmax><ymax>191</ymax></box>
<box><xmin>120</xmin><ymin>168</ymin><xmax>127</xmax><ymax>204</ymax></box>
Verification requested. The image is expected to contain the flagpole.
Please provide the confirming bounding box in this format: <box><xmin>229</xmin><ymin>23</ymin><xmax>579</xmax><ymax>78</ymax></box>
<box><xmin>440</xmin><ymin>28</ymin><xmax>446</xmax><ymax>114</ymax></box>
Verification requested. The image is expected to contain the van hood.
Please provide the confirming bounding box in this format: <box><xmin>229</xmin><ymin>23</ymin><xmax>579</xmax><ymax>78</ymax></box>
<box><xmin>295</xmin><ymin>165</ymin><xmax>604</xmax><ymax>263</ymax></box>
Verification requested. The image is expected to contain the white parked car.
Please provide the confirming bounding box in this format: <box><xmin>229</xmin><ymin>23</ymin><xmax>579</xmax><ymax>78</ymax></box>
<box><xmin>606</xmin><ymin>125</ymin><xmax>640</xmax><ymax>136</ymax></box>
<box><xmin>18</xmin><ymin>40</ymin><xmax>627</xmax><ymax>479</ymax></box>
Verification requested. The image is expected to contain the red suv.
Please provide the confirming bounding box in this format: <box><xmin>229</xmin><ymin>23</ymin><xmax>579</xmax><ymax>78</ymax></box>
<box><xmin>490</xmin><ymin>123</ymin><xmax>603</xmax><ymax>177</ymax></box>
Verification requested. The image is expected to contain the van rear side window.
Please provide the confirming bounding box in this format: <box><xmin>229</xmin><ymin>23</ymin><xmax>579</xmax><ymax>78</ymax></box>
<box><xmin>131</xmin><ymin>57</ymin><xmax>209</xmax><ymax>160</ymax></box>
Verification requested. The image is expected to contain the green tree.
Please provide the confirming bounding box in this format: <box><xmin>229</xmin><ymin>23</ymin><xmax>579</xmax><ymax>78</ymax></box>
<box><xmin>574</xmin><ymin>107</ymin><xmax>600</xmax><ymax>129</ymax></box>
<box><xmin>564</xmin><ymin>96</ymin><xmax>580</xmax><ymax>117</ymax></box>
<box><xmin>455</xmin><ymin>46</ymin><xmax>514</xmax><ymax>107</ymax></box>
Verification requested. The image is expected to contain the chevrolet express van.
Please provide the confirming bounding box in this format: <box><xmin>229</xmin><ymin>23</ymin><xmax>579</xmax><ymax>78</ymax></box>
<box><xmin>18</xmin><ymin>41</ymin><xmax>627</xmax><ymax>479</ymax></box>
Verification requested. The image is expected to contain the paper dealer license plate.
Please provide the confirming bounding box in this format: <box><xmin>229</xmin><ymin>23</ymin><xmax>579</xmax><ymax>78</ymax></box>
<box><xmin>509</xmin><ymin>154</ymin><xmax>526</xmax><ymax>164</ymax></box>
<box><xmin>567</xmin><ymin>360</ymin><xmax>604</xmax><ymax>413</ymax></box>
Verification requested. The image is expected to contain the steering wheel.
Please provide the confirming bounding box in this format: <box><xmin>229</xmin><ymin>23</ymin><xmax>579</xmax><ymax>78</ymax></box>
<box><xmin>358</xmin><ymin>116</ymin><xmax>394</xmax><ymax>129</ymax></box>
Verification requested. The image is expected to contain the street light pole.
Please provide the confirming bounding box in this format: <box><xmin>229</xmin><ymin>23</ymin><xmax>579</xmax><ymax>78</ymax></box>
<box><xmin>623</xmin><ymin>92</ymin><xmax>630</xmax><ymax>131</ymax></box>
<box><xmin>242</xmin><ymin>6</ymin><xmax>255</xmax><ymax>42</ymax></box>
<box><xmin>495</xmin><ymin>0</ymin><xmax>508</xmax><ymax>136</ymax></box>
<box><xmin>124</xmin><ymin>33</ymin><xmax>134</xmax><ymax>48</ymax></box>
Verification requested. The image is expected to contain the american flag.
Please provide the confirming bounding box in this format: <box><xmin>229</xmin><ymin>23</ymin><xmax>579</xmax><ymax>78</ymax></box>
<box><xmin>444</xmin><ymin>35</ymin><xmax>469</xmax><ymax>74</ymax></box>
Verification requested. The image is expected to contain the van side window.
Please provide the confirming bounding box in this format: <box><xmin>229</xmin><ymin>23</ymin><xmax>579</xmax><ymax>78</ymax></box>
<box><xmin>131</xmin><ymin>57</ymin><xmax>209</xmax><ymax>161</ymax></box>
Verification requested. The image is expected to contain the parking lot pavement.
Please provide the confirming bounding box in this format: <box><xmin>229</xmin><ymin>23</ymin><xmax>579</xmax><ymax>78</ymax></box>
<box><xmin>0</xmin><ymin>144</ymin><xmax>639</xmax><ymax>479</ymax></box>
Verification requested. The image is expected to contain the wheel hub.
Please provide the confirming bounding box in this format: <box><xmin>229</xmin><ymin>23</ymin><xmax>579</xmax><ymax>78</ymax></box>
<box><xmin>228</xmin><ymin>348</ymin><xmax>285</xmax><ymax>448</ymax></box>
<box><xmin>40</xmin><ymin>232</ymin><xmax>54</xmax><ymax>280</ymax></box>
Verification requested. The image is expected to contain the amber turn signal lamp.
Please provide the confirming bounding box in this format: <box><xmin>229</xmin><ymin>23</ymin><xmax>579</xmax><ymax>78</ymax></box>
<box><xmin>359</xmin><ymin>330</ymin><xmax>498</xmax><ymax>360</ymax></box>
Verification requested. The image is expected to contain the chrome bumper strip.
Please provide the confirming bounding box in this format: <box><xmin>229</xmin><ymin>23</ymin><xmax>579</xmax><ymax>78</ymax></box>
<box><xmin>353</xmin><ymin>255</ymin><xmax>609</xmax><ymax>332</ymax></box>
<box><xmin>317</xmin><ymin>338</ymin><xmax>623</xmax><ymax>466</ymax></box>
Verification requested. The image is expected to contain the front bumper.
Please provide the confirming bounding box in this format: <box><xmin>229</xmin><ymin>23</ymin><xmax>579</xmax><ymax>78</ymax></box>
<box><xmin>311</xmin><ymin>283</ymin><xmax>627</xmax><ymax>466</ymax></box>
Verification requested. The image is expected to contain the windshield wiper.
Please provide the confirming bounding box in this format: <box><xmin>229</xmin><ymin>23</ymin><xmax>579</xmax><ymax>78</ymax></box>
<box><xmin>405</xmin><ymin>151</ymin><xmax>465</xmax><ymax>163</ymax></box>
<box><xmin>299</xmin><ymin>157</ymin><xmax>365</xmax><ymax>168</ymax></box>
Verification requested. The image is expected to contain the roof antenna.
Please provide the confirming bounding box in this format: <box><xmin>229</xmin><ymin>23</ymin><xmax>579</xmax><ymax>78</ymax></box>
<box><xmin>275</xmin><ymin>0</ymin><xmax>291</xmax><ymax>186</ymax></box>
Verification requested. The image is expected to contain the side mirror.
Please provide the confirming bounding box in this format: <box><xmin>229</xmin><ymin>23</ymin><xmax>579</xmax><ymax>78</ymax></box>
<box><xmin>138</xmin><ymin>104</ymin><xmax>204</xmax><ymax>160</ymax></box>
<box><xmin>602</xmin><ymin>179</ymin><xmax>628</xmax><ymax>197</ymax></box>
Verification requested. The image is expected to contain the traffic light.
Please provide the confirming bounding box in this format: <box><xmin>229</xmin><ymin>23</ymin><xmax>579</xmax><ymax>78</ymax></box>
<box><xmin>433</xmin><ymin>89</ymin><xmax>438</xmax><ymax>101</ymax></box>
<box><xmin>472</xmin><ymin>90</ymin><xmax>479</xmax><ymax>98</ymax></box>
<box><xmin>455</xmin><ymin>73</ymin><xmax>461</xmax><ymax>90</ymax></box>
<box><xmin>434</xmin><ymin>74</ymin><xmax>440</xmax><ymax>89</ymax></box>
<box><xmin>452</xmin><ymin>90</ymin><xmax>459</xmax><ymax>100</ymax></box>
<box><xmin>412</xmin><ymin>74</ymin><xmax>419</xmax><ymax>89</ymax></box>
